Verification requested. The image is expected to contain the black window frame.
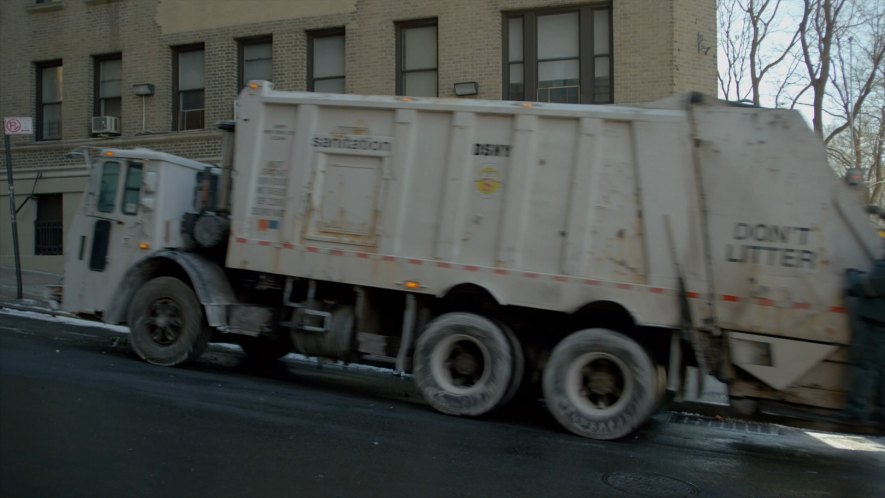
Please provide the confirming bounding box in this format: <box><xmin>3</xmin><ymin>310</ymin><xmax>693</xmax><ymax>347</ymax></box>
<box><xmin>238</xmin><ymin>35</ymin><xmax>273</xmax><ymax>89</ymax></box>
<box><xmin>36</xmin><ymin>59</ymin><xmax>63</xmax><ymax>141</ymax></box>
<box><xmin>34</xmin><ymin>193</ymin><xmax>63</xmax><ymax>256</ymax></box>
<box><xmin>503</xmin><ymin>5</ymin><xmax>613</xmax><ymax>104</ymax></box>
<box><xmin>89</xmin><ymin>219</ymin><xmax>111</xmax><ymax>272</ymax></box>
<box><xmin>172</xmin><ymin>43</ymin><xmax>205</xmax><ymax>131</ymax></box>
<box><xmin>307</xmin><ymin>28</ymin><xmax>346</xmax><ymax>93</ymax></box>
<box><xmin>93</xmin><ymin>53</ymin><xmax>122</xmax><ymax>119</ymax></box>
<box><xmin>395</xmin><ymin>18</ymin><xmax>438</xmax><ymax>97</ymax></box>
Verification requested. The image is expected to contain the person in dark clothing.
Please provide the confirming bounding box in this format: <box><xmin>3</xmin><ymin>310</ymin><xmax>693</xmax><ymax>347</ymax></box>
<box><xmin>842</xmin><ymin>259</ymin><xmax>885</xmax><ymax>428</ymax></box>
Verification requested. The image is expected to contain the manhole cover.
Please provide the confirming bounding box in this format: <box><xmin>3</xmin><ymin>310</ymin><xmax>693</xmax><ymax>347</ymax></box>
<box><xmin>602</xmin><ymin>472</ymin><xmax>699</xmax><ymax>497</ymax></box>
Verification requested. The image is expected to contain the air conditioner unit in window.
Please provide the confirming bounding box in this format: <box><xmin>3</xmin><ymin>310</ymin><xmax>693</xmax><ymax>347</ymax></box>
<box><xmin>91</xmin><ymin>116</ymin><xmax>120</xmax><ymax>135</ymax></box>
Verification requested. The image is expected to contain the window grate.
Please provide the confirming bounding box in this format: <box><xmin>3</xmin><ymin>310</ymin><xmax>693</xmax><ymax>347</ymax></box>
<box><xmin>35</xmin><ymin>220</ymin><xmax>63</xmax><ymax>255</ymax></box>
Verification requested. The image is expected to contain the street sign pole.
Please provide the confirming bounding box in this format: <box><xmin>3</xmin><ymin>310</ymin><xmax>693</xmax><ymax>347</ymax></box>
<box><xmin>4</xmin><ymin>117</ymin><xmax>33</xmax><ymax>300</ymax></box>
<box><xmin>3</xmin><ymin>133</ymin><xmax>23</xmax><ymax>299</ymax></box>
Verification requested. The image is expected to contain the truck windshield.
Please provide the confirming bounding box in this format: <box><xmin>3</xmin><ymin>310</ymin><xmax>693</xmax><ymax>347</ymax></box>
<box><xmin>97</xmin><ymin>161</ymin><xmax>120</xmax><ymax>213</ymax></box>
<box><xmin>122</xmin><ymin>162</ymin><xmax>143</xmax><ymax>215</ymax></box>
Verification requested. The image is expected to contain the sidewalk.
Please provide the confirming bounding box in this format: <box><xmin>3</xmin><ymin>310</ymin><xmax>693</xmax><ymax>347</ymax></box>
<box><xmin>0</xmin><ymin>265</ymin><xmax>66</xmax><ymax>313</ymax></box>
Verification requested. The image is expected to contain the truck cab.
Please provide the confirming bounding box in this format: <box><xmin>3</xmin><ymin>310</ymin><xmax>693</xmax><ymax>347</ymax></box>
<box><xmin>63</xmin><ymin>148</ymin><xmax>213</xmax><ymax>316</ymax></box>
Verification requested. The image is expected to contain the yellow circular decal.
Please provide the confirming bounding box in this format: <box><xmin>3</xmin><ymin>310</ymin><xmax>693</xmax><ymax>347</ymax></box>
<box><xmin>475</xmin><ymin>167</ymin><xmax>502</xmax><ymax>195</ymax></box>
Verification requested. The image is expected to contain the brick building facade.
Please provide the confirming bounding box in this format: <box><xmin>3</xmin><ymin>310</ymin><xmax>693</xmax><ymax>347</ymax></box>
<box><xmin>0</xmin><ymin>0</ymin><xmax>716</xmax><ymax>273</ymax></box>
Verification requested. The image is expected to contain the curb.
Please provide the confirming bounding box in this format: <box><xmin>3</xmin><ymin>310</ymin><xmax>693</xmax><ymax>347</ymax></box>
<box><xmin>0</xmin><ymin>300</ymin><xmax>78</xmax><ymax>319</ymax></box>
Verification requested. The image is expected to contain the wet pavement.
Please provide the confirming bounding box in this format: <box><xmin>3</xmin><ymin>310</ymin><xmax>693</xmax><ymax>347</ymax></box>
<box><xmin>1</xmin><ymin>309</ymin><xmax>884</xmax><ymax>498</ymax></box>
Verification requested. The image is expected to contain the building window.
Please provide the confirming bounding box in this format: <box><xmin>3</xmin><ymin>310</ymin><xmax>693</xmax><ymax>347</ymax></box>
<box><xmin>36</xmin><ymin>60</ymin><xmax>63</xmax><ymax>140</ymax></box>
<box><xmin>95</xmin><ymin>54</ymin><xmax>122</xmax><ymax>119</ymax></box>
<box><xmin>309</xmin><ymin>29</ymin><xmax>345</xmax><ymax>93</ymax></box>
<box><xmin>504</xmin><ymin>6</ymin><xmax>612</xmax><ymax>104</ymax></box>
<box><xmin>396</xmin><ymin>20</ymin><xmax>437</xmax><ymax>97</ymax></box>
<box><xmin>173</xmin><ymin>44</ymin><xmax>205</xmax><ymax>130</ymax></box>
<box><xmin>35</xmin><ymin>194</ymin><xmax>63</xmax><ymax>256</ymax></box>
<box><xmin>239</xmin><ymin>37</ymin><xmax>272</xmax><ymax>89</ymax></box>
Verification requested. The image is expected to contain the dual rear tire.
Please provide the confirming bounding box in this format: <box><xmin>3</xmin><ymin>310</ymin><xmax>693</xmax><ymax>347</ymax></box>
<box><xmin>414</xmin><ymin>316</ymin><xmax>659</xmax><ymax>440</ymax></box>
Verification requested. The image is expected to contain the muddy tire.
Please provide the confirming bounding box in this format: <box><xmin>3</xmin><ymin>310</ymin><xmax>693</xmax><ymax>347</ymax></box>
<box><xmin>414</xmin><ymin>312</ymin><xmax>517</xmax><ymax>417</ymax></box>
<box><xmin>655</xmin><ymin>364</ymin><xmax>669</xmax><ymax>409</ymax></box>
<box><xmin>498</xmin><ymin>321</ymin><xmax>525</xmax><ymax>409</ymax></box>
<box><xmin>128</xmin><ymin>277</ymin><xmax>211</xmax><ymax>367</ymax></box>
<box><xmin>543</xmin><ymin>328</ymin><xmax>656</xmax><ymax>440</ymax></box>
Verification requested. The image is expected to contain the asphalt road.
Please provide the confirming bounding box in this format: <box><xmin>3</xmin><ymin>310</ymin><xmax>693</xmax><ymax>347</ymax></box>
<box><xmin>1</xmin><ymin>309</ymin><xmax>883</xmax><ymax>498</ymax></box>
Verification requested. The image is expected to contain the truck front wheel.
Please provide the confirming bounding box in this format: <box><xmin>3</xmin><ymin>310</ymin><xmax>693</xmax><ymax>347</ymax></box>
<box><xmin>413</xmin><ymin>312</ymin><xmax>519</xmax><ymax>417</ymax></box>
<box><xmin>543</xmin><ymin>328</ymin><xmax>657</xmax><ymax>440</ymax></box>
<box><xmin>128</xmin><ymin>277</ymin><xmax>211</xmax><ymax>366</ymax></box>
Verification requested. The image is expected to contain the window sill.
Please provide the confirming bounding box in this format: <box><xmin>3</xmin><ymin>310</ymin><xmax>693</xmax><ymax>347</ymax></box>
<box><xmin>27</xmin><ymin>1</ymin><xmax>64</xmax><ymax>13</ymax></box>
<box><xmin>85</xmin><ymin>0</ymin><xmax>123</xmax><ymax>5</ymax></box>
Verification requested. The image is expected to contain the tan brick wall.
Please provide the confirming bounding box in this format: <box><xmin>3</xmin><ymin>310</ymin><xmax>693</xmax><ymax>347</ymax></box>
<box><xmin>613</xmin><ymin>0</ymin><xmax>675</xmax><ymax>103</ymax></box>
<box><xmin>1</xmin><ymin>0</ymin><xmax>716</xmax><ymax>272</ymax></box>
<box><xmin>673</xmin><ymin>0</ymin><xmax>717</xmax><ymax>96</ymax></box>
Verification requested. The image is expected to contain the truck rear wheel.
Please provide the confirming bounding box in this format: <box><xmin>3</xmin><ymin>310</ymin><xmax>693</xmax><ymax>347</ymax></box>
<box><xmin>543</xmin><ymin>328</ymin><xmax>656</xmax><ymax>440</ymax></box>
<box><xmin>128</xmin><ymin>277</ymin><xmax>211</xmax><ymax>367</ymax></box>
<box><xmin>413</xmin><ymin>312</ymin><xmax>518</xmax><ymax>417</ymax></box>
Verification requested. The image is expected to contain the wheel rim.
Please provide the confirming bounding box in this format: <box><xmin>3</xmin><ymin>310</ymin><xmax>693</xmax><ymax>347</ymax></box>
<box><xmin>143</xmin><ymin>297</ymin><xmax>184</xmax><ymax>346</ymax></box>
<box><xmin>430</xmin><ymin>333</ymin><xmax>492</xmax><ymax>394</ymax></box>
<box><xmin>565</xmin><ymin>352</ymin><xmax>633</xmax><ymax>417</ymax></box>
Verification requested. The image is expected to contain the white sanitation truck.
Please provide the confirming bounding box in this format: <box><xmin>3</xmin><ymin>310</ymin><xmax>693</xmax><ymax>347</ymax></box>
<box><xmin>62</xmin><ymin>81</ymin><xmax>879</xmax><ymax>440</ymax></box>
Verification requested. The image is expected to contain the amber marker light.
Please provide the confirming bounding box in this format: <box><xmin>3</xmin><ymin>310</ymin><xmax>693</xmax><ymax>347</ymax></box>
<box><xmin>249</xmin><ymin>82</ymin><xmax>260</xmax><ymax>90</ymax></box>
<box><xmin>139</xmin><ymin>242</ymin><xmax>151</xmax><ymax>250</ymax></box>
<box><xmin>103</xmin><ymin>151</ymin><xmax>114</xmax><ymax>157</ymax></box>
<box><xmin>404</xmin><ymin>281</ymin><xmax>421</xmax><ymax>290</ymax></box>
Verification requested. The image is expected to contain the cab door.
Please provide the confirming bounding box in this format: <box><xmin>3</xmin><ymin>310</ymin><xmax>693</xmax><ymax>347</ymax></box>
<box><xmin>66</xmin><ymin>157</ymin><xmax>145</xmax><ymax>314</ymax></box>
<box><xmin>86</xmin><ymin>159</ymin><xmax>144</xmax><ymax>271</ymax></box>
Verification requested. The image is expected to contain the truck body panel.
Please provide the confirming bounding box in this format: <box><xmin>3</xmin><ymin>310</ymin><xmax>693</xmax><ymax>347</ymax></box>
<box><xmin>228</xmin><ymin>85</ymin><xmax>875</xmax><ymax>338</ymax></box>
<box><xmin>228</xmin><ymin>88</ymin><xmax>702</xmax><ymax>325</ymax></box>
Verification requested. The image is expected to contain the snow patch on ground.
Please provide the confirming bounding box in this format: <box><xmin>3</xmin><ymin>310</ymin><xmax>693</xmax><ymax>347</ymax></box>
<box><xmin>805</xmin><ymin>431</ymin><xmax>885</xmax><ymax>452</ymax></box>
<box><xmin>0</xmin><ymin>307</ymin><xmax>403</xmax><ymax>377</ymax></box>
<box><xmin>0</xmin><ymin>307</ymin><xmax>130</xmax><ymax>333</ymax></box>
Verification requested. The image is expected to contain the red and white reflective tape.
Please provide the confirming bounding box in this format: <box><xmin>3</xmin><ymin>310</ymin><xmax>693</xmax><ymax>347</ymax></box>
<box><xmin>233</xmin><ymin>237</ymin><xmax>845</xmax><ymax>313</ymax></box>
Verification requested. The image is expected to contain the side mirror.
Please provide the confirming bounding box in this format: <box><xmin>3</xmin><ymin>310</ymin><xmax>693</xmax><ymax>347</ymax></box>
<box><xmin>845</xmin><ymin>168</ymin><xmax>865</xmax><ymax>186</ymax></box>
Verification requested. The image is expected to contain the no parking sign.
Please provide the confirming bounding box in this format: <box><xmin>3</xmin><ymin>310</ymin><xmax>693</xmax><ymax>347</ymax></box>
<box><xmin>4</xmin><ymin>117</ymin><xmax>33</xmax><ymax>135</ymax></box>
